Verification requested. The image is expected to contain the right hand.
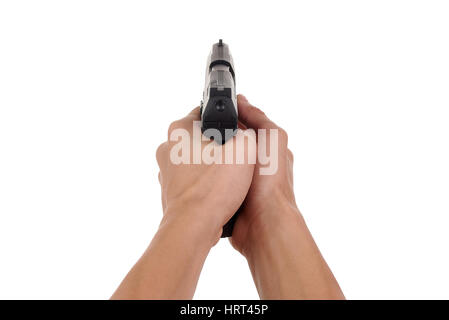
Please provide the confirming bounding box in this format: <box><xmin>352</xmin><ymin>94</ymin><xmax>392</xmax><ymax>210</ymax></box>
<box><xmin>231</xmin><ymin>94</ymin><xmax>300</xmax><ymax>256</ymax></box>
<box><xmin>156</xmin><ymin>107</ymin><xmax>256</xmax><ymax>245</ymax></box>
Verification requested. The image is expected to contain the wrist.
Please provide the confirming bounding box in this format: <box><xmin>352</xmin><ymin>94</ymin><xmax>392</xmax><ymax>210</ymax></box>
<box><xmin>161</xmin><ymin>203</ymin><xmax>224</xmax><ymax>248</ymax></box>
<box><xmin>241</xmin><ymin>202</ymin><xmax>304</xmax><ymax>259</ymax></box>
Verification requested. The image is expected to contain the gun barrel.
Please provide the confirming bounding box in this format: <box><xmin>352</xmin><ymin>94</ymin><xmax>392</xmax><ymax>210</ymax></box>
<box><xmin>201</xmin><ymin>39</ymin><xmax>238</xmax><ymax>144</ymax></box>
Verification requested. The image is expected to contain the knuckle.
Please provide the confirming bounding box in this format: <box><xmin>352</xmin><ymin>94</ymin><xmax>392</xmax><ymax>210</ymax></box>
<box><xmin>156</xmin><ymin>142</ymin><xmax>167</xmax><ymax>160</ymax></box>
<box><xmin>168</xmin><ymin>120</ymin><xmax>182</xmax><ymax>134</ymax></box>
<box><xmin>278</xmin><ymin>127</ymin><xmax>288</xmax><ymax>142</ymax></box>
<box><xmin>287</xmin><ymin>148</ymin><xmax>294</xmax><ymax>162</ymax></box>
<box><xmin>260</xmin><ymin>120</ymin><xmax>274</xmax><ymax>129</ymax></box>
<box><xmin>250</xmin><ymin>105</ymin><xmax>265</xmax><ymax>116</ymax></box>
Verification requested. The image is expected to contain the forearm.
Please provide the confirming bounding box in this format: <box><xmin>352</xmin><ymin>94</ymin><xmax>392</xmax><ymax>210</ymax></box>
<box><xmin>111</xmin><ymin>213</ymin><xmax>216</xmax><ymax>299</ymax></box>
<box><xmin>243</xmin><ymin>207</ymin><xmax>344</xmax><ymax>300</ymax></box>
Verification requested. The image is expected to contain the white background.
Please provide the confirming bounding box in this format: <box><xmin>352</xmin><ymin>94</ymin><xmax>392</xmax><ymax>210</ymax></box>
<box><xmin>0</xmin><ymin>1</ymin><xmax>448</xmax><ymax>299</ymax></box>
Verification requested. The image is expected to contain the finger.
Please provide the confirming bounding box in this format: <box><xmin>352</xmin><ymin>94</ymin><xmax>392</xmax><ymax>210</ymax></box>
<box><xmin>287</xmin><ymin>148</ymin><xmax>294</xmax><ymax>162</ymax></box>
<box><xmin>172</xmin><ymin>107</ymin><xmax>201</xmax><ymax>128</ymax></box>
<box><xmin>237</xmin><ymin>120</ymin><xmax>247</xmax><ymax>130</ymax></box>
<box><xmin>167</xmin><ymin>107</ymin><xmax>201</xmax><ymax>138</ymax></box>
<box><xmin>185</xmin><ymin>106</ymin><xmax>201</xmax><ymax>120</ymax></box>
<box><xmin>156</xmin><ymin>142</ymin><xmax>168</xmax><ymax>168</ymax></box>
<box><xmin>237</xmin><ymin>94</ymin><xmax>278</xmax><ymax>130</ymax></box>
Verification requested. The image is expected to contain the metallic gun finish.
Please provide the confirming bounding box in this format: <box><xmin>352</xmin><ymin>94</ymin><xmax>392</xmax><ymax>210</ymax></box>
<box><xmin>201</xmin><ymin>39</ymin><xmax>238</xmax><ymax>144</ymax></box>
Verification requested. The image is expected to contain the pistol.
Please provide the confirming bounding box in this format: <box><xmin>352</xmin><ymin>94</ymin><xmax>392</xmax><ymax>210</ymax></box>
<box><xmin>200</xmin><ymin>39</ymin><xmax>240</xmax><ymax>237</ymax></box>
<box><xmin>200</xmin><ymin>39</ymin><xmax>238</xmax><ymax>144</ymax></box>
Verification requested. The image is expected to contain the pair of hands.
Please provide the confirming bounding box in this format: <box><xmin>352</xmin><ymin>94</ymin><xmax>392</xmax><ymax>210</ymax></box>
<box><xmin>112</xmin><ymin>94</ymin><xmax>344</xmax><ymax>299</ymax></box>
<box><xmin>156</xmin><ymin>94</ymin><xmax>298</xmax><ymax>256</ymax></box>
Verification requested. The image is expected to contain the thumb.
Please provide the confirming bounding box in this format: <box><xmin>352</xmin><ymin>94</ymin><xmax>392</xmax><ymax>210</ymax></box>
<box><xmin>237</xmin><ymin>94</ymin><xmax>278</xmax><ymax>130</ymax></box>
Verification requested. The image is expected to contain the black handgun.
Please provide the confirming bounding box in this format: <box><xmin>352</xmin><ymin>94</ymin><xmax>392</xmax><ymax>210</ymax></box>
<box><xmin>200</xmin><ymin>39</ymin><xmax>238</xmax><ymax>144</ymax></box>
<box><xmin>200</xmin><ymin>40</ymin><xmax>240</xmax><ymax>237</ymax></box>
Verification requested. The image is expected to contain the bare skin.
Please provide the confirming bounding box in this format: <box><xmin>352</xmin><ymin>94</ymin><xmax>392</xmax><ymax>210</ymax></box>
<box><xmin>111</xmin><ymin>108</ymin><xmax>255</xmax><ymax>299</ymax></box>
<box><xmin>231</xmin><ymin>95</ymin><xmax>344</xmax><ymax>299</ymax></box>
<box><xmin>111</xmin><ymin>95</ymin><xmax>344</xmax><ymax>300</ymax></box>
